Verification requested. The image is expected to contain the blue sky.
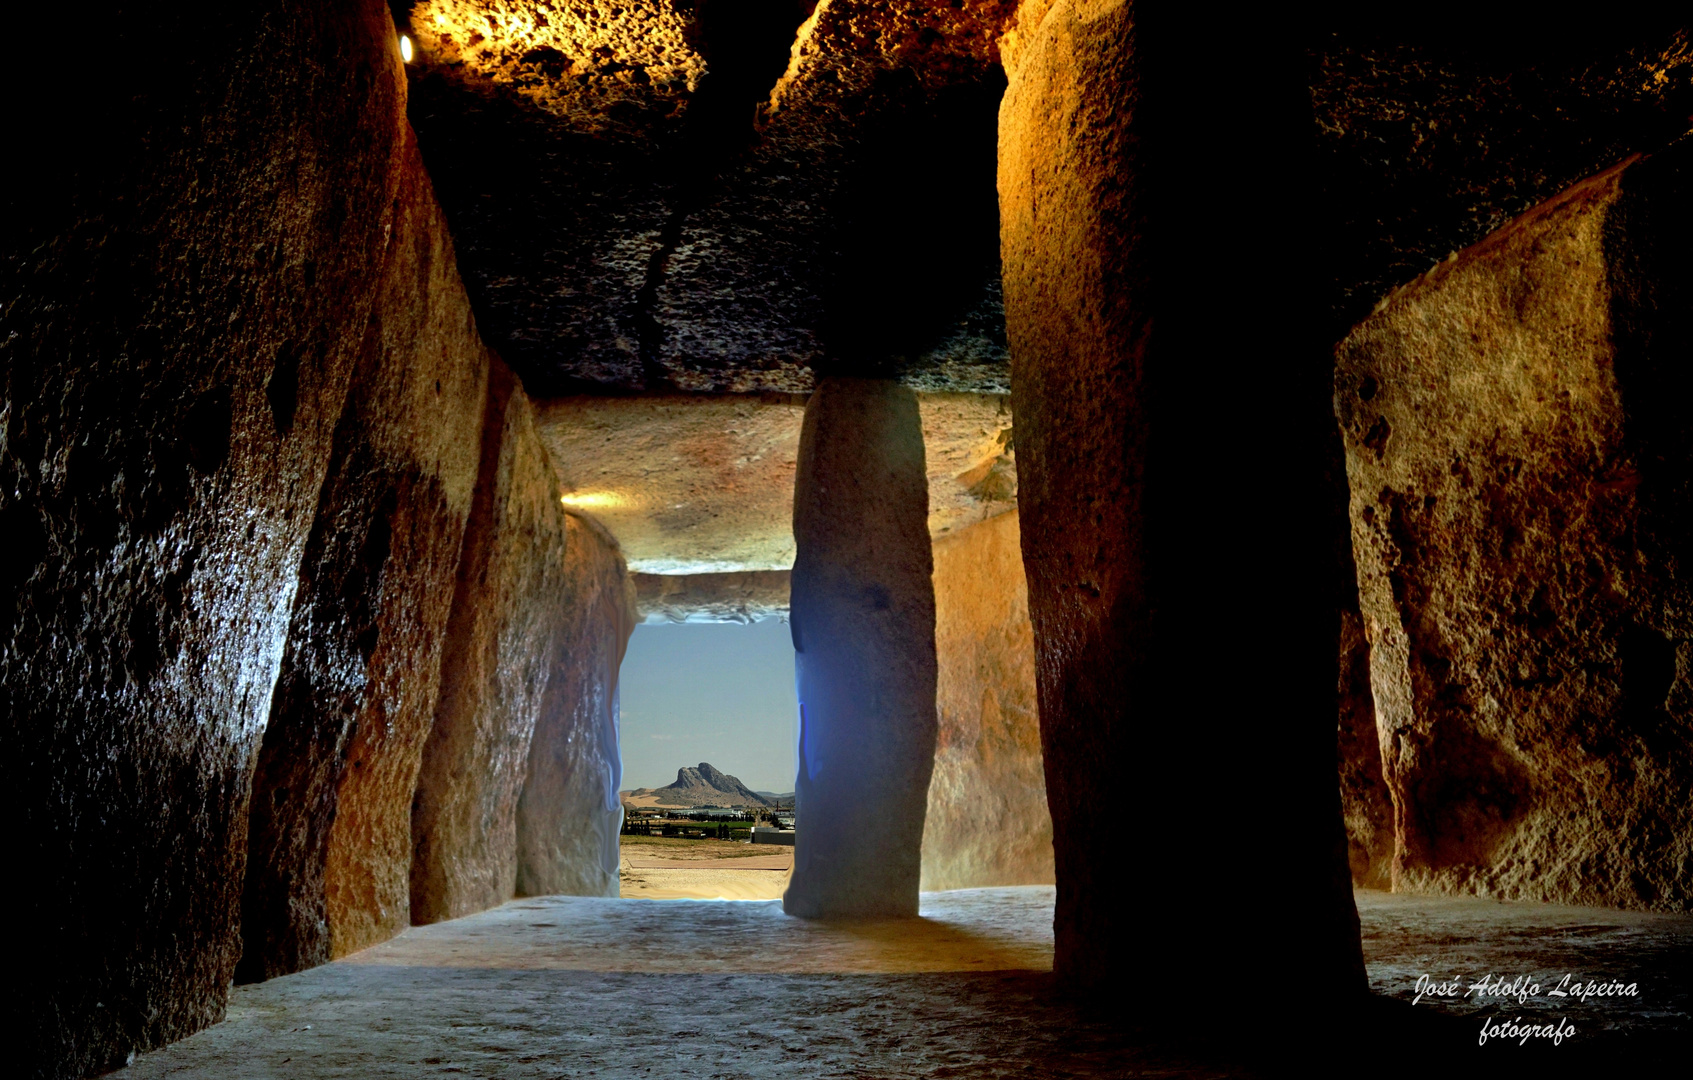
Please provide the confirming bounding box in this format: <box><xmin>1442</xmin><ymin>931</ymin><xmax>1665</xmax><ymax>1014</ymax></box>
<box><xmin>616</xmin><ymin>617</ymin><xmax>799</xmax><ymax>793</ymax></box>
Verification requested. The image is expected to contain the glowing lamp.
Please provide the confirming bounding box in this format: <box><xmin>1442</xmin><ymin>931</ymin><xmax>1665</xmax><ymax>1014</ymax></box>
<box><xmin>400</xmin><ymin>35</ymin><xmax>413</xmax><ymax>63</ymax></box>
<box><xmin>560</xmin><ymin>491</ymin><xmax>625</xmax><ymax>510</ymax></box>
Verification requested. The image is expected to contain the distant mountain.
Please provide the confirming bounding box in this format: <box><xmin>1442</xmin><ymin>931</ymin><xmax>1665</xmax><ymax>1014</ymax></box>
<box><xmin>755</xmin><ymin>791</ymin><xmax>796</xmax><ymax>802</ymax></box>
<box><xmin>623</xmin><ymin>763</ymin><xmax>772</xmax><ymax>808</ymax></box>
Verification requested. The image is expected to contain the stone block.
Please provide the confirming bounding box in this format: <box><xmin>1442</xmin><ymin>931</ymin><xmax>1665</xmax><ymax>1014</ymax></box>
<box><xmin>515</xmin><ymin>514</ymin><xmax>638</xmax><ymax>898</ymax></box>
<box><xmin>999</xmin><ymin>0</ymin><xmax>1364</xmax><ymax>995</ymax></box>
<box><xmin>243</xmin><ymin>129</ymin><xmax>491</xmax><ymax>975</ymax></box>
<box><xmin>785</xmin><ymin>378</ymin><xmax>938</xmax><ymax>918</ymax></box>
<box><xmin>1336</xmin><ymin>141</ymin><xmax>1693</xmax><ymax>910</ymax></box>
<box><xmin>409</xmin><ymin>359</ymin><xmax>572</xmax><ymax>923</ymax></box>
<box><xmin>0</xmin><ymin>2</ymin><xmax>412</xmax><ymax>1072</ymax></box>
<box><xmin>922</xmin><ymin>511</ymin><xmax>1053</xmax><ymax>891</ymax></box>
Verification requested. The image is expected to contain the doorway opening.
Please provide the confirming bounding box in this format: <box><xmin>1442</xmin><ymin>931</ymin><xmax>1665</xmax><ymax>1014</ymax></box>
<box><xmin>615</xmin><ymin>617</ymin><xmax>798</xmax><ymax>899</ymax></box>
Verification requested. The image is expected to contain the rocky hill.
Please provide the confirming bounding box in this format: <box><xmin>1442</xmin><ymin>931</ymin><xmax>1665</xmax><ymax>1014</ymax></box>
<box><xmin>623</xmin><ymin>763</ymin><xmax>772</xmax><ymax>808</ymax></box>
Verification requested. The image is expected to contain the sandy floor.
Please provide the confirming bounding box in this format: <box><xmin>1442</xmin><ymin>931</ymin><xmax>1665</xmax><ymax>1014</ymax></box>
<box><xmin>617</xmin><ymin>835</ymin><xmax>792</xmax><ymax>900</ymax></box>
<box><xmin>1355</xmin><ymin>888</ymin><xmax>1691</xmax><ymax>1036</ymax></box>
<box><xmin>118</xmin><ymin>888</ymin><xmax>1689</xmax><ymax>1078</ymax></box>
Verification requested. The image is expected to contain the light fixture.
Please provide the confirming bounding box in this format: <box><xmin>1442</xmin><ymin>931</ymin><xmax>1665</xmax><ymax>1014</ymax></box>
<box><xmin>560</xmin><ymin>491</ymin><xmax>626</xmax><ymax>510</ymax></box>
<box><xmin>400</xmin><ymin>35</ymin><xmax>413</xmax><ymax>63</ymax></box>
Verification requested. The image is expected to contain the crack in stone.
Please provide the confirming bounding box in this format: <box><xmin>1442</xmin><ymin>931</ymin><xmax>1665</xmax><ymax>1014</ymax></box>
<box><xmin>629</xmin><ymin>1</ymin><xmax>820</xmax><ymax>390</ymax></box>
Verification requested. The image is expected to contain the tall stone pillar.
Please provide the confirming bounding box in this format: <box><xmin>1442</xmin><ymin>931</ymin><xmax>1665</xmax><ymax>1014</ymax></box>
<box><xmin>999</xmin><ymin>0</ymin><xmax>1365</xmax><ymax>998</ymax></box>
<box><xmin>785</xmin><ymin>378</ymin><xmax>938</xmax><ymax>918</ymax></box>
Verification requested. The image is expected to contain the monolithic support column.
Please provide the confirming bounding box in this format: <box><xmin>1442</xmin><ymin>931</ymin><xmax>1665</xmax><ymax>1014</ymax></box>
<box><xmin>999</xmin><ymin>0</ymin><xmax>1365</xmax><ymax>998</ymax></box>
<box><xmin>785</xmin><ymin>378</ymin><xmax>938</xmax><ymax>918</ymax></box>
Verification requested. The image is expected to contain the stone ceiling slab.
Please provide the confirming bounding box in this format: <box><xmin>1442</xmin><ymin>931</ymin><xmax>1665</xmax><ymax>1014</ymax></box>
<box><xmin>533</xmin><ymin>391</ymin><xmax>1016</xmax><ymax>575</ymax></box>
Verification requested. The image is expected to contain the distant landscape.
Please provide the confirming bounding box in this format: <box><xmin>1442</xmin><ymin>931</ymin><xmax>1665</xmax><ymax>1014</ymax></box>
<box><xmin>621</xmin><ymin>762</ymin><xmax>794</xmax><ymax>808</ymax></box>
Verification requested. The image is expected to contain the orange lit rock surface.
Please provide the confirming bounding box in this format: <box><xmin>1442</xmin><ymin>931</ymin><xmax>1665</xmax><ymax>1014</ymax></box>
<box><xmin>515</xmin><ymin>514</ymin><xmax>638</xmax><ymax>898</ymax></box>
<box><xmin>1336</xmin><ymin>145</ymin><xmax>1693</xmax><ymax>911</ymax></box>
<box><xmin>409</xmin><ymin>0</ymin><xmax>705</xmax><ymax>132</ymax></box>
<box><xmin>410</xmin><ymin>359</ymin><xmax>571</xmax><ymax>923</ymax></box>
<box><xmin>1</xmin><ymin>2</ymin><xmax>411</xmax><ymax>1072</ymax></box>
<box><xmin>922</xmin><ymin>511</ymin><xmax>1053</xmax><ymax>891</ymax></box>
<box><xmin>1000</xmin><ymin>0</ymin><xmax>1364</xmax><ymax>994</ymax></box>
<box><xmin>242</xmin><ymin>132</ymin><xmax>492</xmax><ymax>979</ymax></box>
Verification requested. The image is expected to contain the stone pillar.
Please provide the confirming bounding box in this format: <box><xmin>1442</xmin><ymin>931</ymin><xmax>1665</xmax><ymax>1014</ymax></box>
<box><xmin>1336</xmin><ymin>144</ymin><xmax>1693</xmax><ymax>910</ymax></box>
<box><xmin>999</xmin><ymin>0</ymin><xmax>1365</xmax><ymax>996</ymax></box>
<box><xmin>785</xmin><ymin>378</ymin><xmax>938</xmax><ymax>918</ymax></box>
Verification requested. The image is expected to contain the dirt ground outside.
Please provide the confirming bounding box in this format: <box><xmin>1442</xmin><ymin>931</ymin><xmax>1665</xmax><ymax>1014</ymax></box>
<box><xmin>618</xmin><ymin>833</ymin><xmax>792</xmax><ymax>900</ymax></box>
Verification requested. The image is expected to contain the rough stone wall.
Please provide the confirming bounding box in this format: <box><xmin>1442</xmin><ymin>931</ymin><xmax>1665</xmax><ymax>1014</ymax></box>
<box><xmin>240</xmin><ymin>129</ymin><xmax>493</xmax><ymax>979</ymax></box>
<box><xmin>1335</xmin><ymin>143</ymin><xmax>1693</xmax><ymax>911</ymax></box>
<box><xmin>1338</xmin><ymin>608</ymin><xmax>1395</xmax><ymax>889</ymax></box>
<box><xmin>1000</xmin><ymin>0</ymin><xmax>1365</xmax><ymax>996</ymax></box>
<box><xmin>516</xmin><ymin>515</ymin><xmax>637</xmax><ymax>897</ymax></box>
<box><xmin>0</xmin><ymin>3</ymin><xmax>410</xmax><ymax>1074</ymax></box>
<box><xmin>786</xmin><ymin>378</ymin><xmax>938</xmax><ymax>918</ymax></box>
<box><xmin>410</xmin><ymin>358</ymin><xmax>573</xmax><ymax>924</ymax></box>
<box><xmin>401</xmin><ymin>0</ymin><xmax>1017</xmax><ymax>393</ymax></box>
<box><xmin>664</xmin><ymin>0</ymin><xmax>1014</xmax><ymax>391</ymax></box>
<box><xmin>922</xmin><ymin>511</ymin><xmax>1053</xmax><ymax>891</ymax></box>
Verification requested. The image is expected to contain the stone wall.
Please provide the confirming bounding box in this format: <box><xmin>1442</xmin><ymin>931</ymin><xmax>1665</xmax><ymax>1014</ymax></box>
<box><xmin>252</xmin><ymin>125</ymin><xmax>494</xmax><ymax>972</ymax></box>
<box><xmin>241</xmin><ymin>128</ymin><xmax>490</xmax><ymax>979</ymax></box>
<box><xmin>922</xmin><ymin>511</ymin><xmax>1053</xmax><ymax>891</ymax></box>
<box><xmin>1338</xmin><ymin>608</ymin><xmax>1395</xmax><ymax>890</ymax></box>
<box><xmin>516</xmin><ymin>514</ymin><xmax>638</xmax><ymax>898</ymax></box>
<box><xmin>410</xmin><ymin>358</ymin><xmax>574</xmax><ymax>923</ymax></box>
<box><xmin>0</xmin><ymin>3</ymin><xmax>411</xmax><ymax>1074</ymax></box>
<box><xmin>1335</xmin><ymin>143</ymin><xmax>1693</xmax><ymax>911</ymax></box>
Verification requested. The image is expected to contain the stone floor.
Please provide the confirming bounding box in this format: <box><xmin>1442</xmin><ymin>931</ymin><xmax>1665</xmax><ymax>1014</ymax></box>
<box><xmin>118</xmin><ymin>888</ymin><xmax>1690</xmax><ymax>1078</ymax></box>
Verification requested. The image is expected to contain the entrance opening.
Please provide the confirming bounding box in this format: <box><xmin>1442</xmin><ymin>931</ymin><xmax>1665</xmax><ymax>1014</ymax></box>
<box><xmin>615</xmin><ymin>617</ymin><xmax>798</xmax><ymax>899</ymax></box>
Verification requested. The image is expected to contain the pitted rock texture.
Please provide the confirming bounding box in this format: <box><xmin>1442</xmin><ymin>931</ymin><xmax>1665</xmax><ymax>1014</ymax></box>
<box><xmin>653</xmin><ymin>0</ymin><xmax>1012</xmax><ymax>391</ymax></box>
<box><xmin>635</xmin><ymin>570</ymin><xmax>790</xmax><ymax>624</ymax></box>
<box><xmin>786</xmin><ymin>378</ymin><xmax>938</xmax><ymax>919</ymax></box>
<box><xmin>1000</xmin><ymin>0</ymin><xmax>1364</xmax><ymax>995</ymax></box>
<box><xmin>400</xmin><ymin>0</ymin><xmax>706</xmax><ymax>392</ymax></box>
<box><xmin>1311</xmin><ymin>20</ymin><xmax>1693</xmax><ymax>333</ymax></box>
<box><xmin>1335</xmin><ymin>143</ymin><xmax>1693</xmax><ymax>911</ymax></box>
<box><xmin>922</xmin><ymin>512</ymin><xmax>1053</xmax><ymax>891</ymax></box>
<box><xmin>400</xmin><ymin>0</ymin><xmax>1013</xmax><ymax>393</ymax></box>
<box><xmin>411</xmin><ymin>358</ymin><xmax>572</xmax><ymax>923</ymax></box>
<box><xmin>409</xmin><ymin>0</ymin><xmax>706</xmax><ymax>131</ymax></box>
<box><xmin>0</xmin><ymin>2</ymin><xmax>408</xmax><ymax>1073</ymax></box>
<box><xmin>515</xmin><ymin>513</ymin><xmax>637</xmax><ymax>898</ymax></box>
